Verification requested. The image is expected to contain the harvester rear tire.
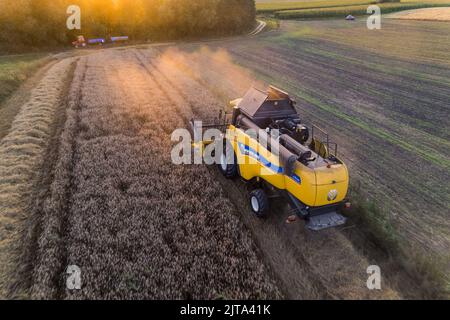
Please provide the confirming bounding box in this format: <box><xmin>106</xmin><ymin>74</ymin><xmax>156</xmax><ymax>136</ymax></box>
<box><xmin>249</xmin><ymin>189</ymin><xmax>269</xmax><ymax>218</ymax></box>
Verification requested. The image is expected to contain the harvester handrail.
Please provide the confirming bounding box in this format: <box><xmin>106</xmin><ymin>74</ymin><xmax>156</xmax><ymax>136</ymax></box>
<box><xmin>311</xmin><ymin>124</ymin><xmax>338</xmax><ymax>157</ymax></box>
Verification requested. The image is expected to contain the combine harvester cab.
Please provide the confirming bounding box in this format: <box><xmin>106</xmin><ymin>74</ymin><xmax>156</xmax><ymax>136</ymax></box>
<box><xmin>191</xmin><ymin>86</ymin><xmax>350</xmax><ymax>231</ymax></box>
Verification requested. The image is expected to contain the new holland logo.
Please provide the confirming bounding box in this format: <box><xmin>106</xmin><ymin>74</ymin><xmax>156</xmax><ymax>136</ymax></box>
<box><xmin>328</xmin><ymin>189</ymin><xmax>338</xmax><ymax>201</ymax></box>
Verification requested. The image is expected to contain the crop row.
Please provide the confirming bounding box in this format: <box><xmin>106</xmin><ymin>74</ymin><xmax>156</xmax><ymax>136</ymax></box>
<box><xmin>0</xmin><ymin>58</ymin><xmax>74</xmax><ymax>298</ymax></box>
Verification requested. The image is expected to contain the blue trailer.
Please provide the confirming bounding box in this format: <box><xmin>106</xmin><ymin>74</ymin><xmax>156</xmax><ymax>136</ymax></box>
<box><xmin>88</xmin><ymin>38</ymin><xmax>105</xmax><ymax>45</ymax></box>
<box><xmin>111</xmin><ymin>36</ymin><xmax>129</xmax><ymax>43</ymax></box>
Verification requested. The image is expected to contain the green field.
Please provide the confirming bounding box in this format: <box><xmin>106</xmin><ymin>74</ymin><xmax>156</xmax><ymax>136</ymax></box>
<box><xmin>0</xmin><ymin>53</ymin><xmax>49</xmax><ymax>104</ymax></box>
<box><xmin>0</xmin><ymin>53</ymin><xmax>50</xmax><ymax>141</ymax></box>
<box><xmin>257</xmin><ymin>0</ymin><xmax>374</xmax><ymax>13</ymax></box>
<box><xmin>276</xmin><ymin>2</ymin><xmax>450</xmax><ymax>18</ymax></box>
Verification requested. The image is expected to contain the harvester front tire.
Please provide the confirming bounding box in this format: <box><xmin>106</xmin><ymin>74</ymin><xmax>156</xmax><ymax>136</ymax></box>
<box><xmin>218</xmin><ymin>143</ymin><xmax>238</xmax><ymax>179</ymax></box>
<box><xmin>249</xmin><ymin>189</ymin><xmax>269</xmax><ymax>218</ymax></box>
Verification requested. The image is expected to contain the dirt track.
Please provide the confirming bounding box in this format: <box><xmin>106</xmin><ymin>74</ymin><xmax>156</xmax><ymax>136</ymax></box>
<box><xmin>1</xmin><ymin>19</ymin><xmax>449</xmax><ymax>299</ymax></box>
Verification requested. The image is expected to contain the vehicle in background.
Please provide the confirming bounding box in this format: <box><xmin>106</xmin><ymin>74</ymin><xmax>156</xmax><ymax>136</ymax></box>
<box><xmin>111</xmin><ymin>36</ymin><xmax>129</xmax><ymax>44</ymax></box>
<box><xmin>72</xmin><ymin>35</ymin><xmax>86</xmax><ymax>48</ymax></box>
<box><xmin>88</xmin><ymin>38</ymin><xmax>106</xmax><ymax>46</ymax></box>
<box><xmin>72</xmin><ymin>36</ymin><xmax>130</xmax><ymax>48</ymax></box>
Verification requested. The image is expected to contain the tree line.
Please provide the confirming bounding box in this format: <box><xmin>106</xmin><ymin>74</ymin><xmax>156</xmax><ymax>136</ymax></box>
<box><xmin>0</xmin><ymin>0</ymin><xmax>256</xmax><ymax>51</ymax></box>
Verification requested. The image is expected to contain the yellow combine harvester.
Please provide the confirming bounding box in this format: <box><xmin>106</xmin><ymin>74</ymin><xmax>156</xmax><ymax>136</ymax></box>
<box><xmin>191</xmin><ymin>86</ymin><xmax>351</xmax><ymax>231</ymax></box>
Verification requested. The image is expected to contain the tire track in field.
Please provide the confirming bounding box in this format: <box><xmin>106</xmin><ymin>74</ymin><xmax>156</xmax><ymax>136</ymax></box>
<box><xmin>30</xmin><ymin>57</ymin><xmax>88</xmax><ymax>299</ymax></box>
<box><xmin>131</xmin><ymin>50</ymin><xmax>196</xmax><ymax>124</ymax></box>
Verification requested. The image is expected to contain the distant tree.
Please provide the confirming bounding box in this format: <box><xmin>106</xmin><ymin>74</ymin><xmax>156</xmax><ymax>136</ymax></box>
<box><xmin>0</xmin><ymin>0</ymin><xmax>257</xmax><ymax>50</ymax></box>
<box><xmin>0</xmin><ymin>0</ymin><xmax>37</xmax><ymax>46</ymax></box>
<box><xmin>218</xmin><ymin>0</ymin><xmax>256</xmax><ymax>34</ymax></box>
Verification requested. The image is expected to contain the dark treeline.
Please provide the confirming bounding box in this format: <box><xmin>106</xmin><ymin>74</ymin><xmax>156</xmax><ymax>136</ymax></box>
<box><xmin>0</xmin><ymin>0</ymin><xmax>256</xmax><ymax>51</ymax></box>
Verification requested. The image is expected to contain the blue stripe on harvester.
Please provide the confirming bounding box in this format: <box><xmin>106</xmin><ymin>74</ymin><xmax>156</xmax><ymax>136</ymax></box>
<box><xmin>291</xmin><ymin>174</ymin><xmax>302</xmax><ymax>184</ymax></box>
<box><xmin>238</xmin><ymin>142</ymin><xmax>283</xmax><ymax>174</ymax></box>
<box><xmin>237</xmin><ymin>142</ymin><xmax>302</xmax><ymax>185</ymax></box>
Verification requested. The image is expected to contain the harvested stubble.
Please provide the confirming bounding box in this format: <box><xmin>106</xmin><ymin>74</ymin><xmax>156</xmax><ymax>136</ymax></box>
<box><xmin>0</xmin><ymin>58</ymin><xmax>75</xmax><ymax>298</ymax></box>
<box><xmin>30</xmin><ymin>50</ymin><xmax>281</xmax><ymax>299</ymax></box>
